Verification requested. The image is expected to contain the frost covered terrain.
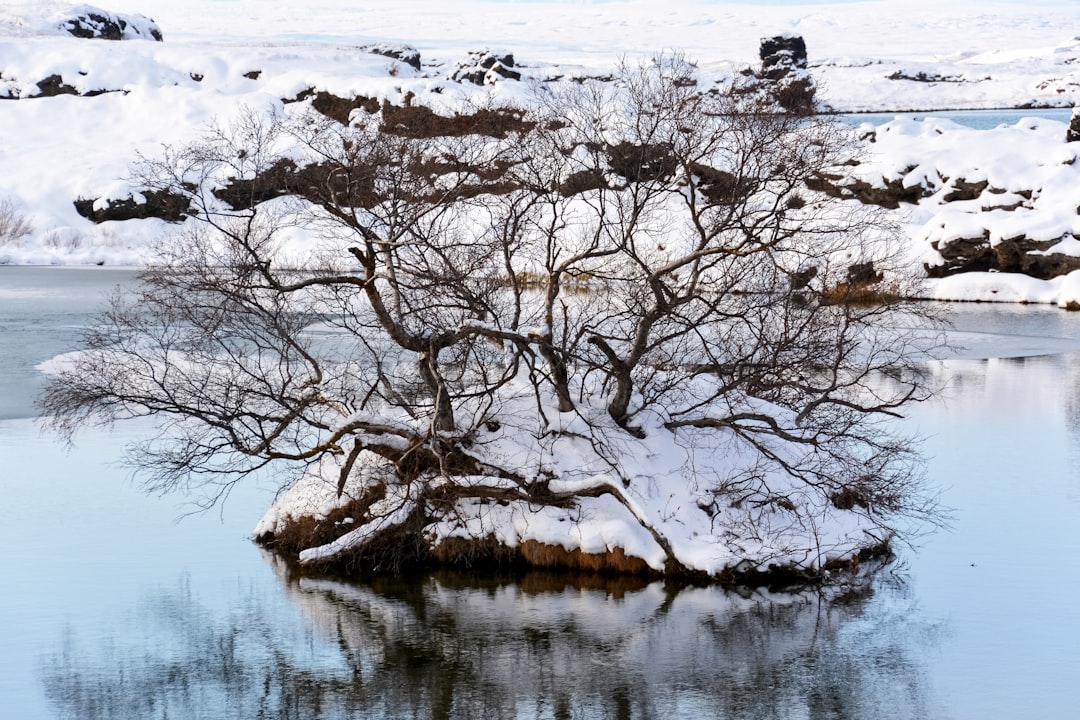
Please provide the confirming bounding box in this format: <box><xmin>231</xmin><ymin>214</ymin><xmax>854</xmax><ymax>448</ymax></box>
<box><xmin>3</xmin><ymin>0</ymin><xmax>1080</xmax><ymax>305</ymax></box>
<box><xmin>13</xmin><ymin>1</ymin><xmax>1080</xmax><ymax>581</ymax></box>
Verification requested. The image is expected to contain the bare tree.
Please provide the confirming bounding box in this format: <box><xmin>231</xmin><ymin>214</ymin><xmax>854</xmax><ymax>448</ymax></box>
<box><xmin>42</xmin><ymin>56</ymin><xmax>943</xmax><ymax>580</ymax></box>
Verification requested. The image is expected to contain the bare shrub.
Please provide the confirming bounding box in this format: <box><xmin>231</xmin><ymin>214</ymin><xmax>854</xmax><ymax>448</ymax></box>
<box><xmin>0</xmin><ymin>197</ymin><xmax>32</xmax><ymax>246</ymax></box>
<box><xmin>43</xmin><ymin>55</ymin><xmax>945</xmax><ymax>581</ymax></box>
<box><xmin>43</xmin><ymin>228</ymin><xmax>84</xmax><ymax>251</ymax></box>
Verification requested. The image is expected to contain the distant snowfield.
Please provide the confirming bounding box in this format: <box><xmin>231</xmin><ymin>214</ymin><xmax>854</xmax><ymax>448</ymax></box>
<box><xmin>57</xmin><ymin>0</ymin><xmax>1080</xmax><ymax>111</ymax></box>
<box><xmin>4</xmin><ymin>0</ymin><xmax>1080</xmax><ymax>303</ymax></box>
<box><xmin>21</xmin><ymin>1</ymin><xmax>1078</xmax><ymax>74</ymax></box>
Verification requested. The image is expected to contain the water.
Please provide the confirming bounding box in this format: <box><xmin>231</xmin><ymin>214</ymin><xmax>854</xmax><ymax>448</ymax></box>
<box><xmin>2</xmin><ymin>269</ymin><xmax>1079</xmax><ymax>718</ymax></box>
<box><xmin>839</xmin><ymin>107</ymin><xmax>1074</xmax><ymax>130</ymax></box>
<box><xmin>0</xmin><ymin>266</ymin><xmax>138</xmax><ymax>420</ymax></box>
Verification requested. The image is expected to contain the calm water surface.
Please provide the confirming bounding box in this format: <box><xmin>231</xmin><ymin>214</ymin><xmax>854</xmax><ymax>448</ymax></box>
<box><xmin>840</xmin><ymin>107</ymin><xmax>1073</xmax><ymax>130</ymax></box>
<box><xmin>1</xmin><ymin>269</ymin><xmax>1079</xmax><ymax>718</ymax></box>
<box><xmin>0</xmin><ymin>267</ymin><xmax>138</xmax><ymax>420</ymax></box>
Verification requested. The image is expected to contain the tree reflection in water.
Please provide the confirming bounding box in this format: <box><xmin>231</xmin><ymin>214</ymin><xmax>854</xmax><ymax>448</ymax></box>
<box><xmin>41</xmin><ymin>557</ymin><xmax>940</xmax><ymax>720</ymax></box>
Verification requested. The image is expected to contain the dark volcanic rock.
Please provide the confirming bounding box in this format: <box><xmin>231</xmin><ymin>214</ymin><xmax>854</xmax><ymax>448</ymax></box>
<box><xmin>287</xmin><ymin>88</ymin><xmax>534</xmax><ymax>137</ymax></box>
<box><xmin>886</xmin><ymin>70</ymin><xmax>965</xmax><ymax>83</ymax></box>
<box><xmin>451</xmin><ymin>51</ymin><xmax>521</xmax><ymax>85</ymax></box>
<box><xmin>558</xmin><ymin>169</ymin><xmax>609</xmax><ymax>197</ymax></box>
<box><xmin>60</xmin><ymin>8</ymin><xmax>163</xmax><ymax>42</ymax></box>
<box><xmin>361</xmin><ymin>44</ymin><xmax>422</xmax><ymax>72</ymax></box>
<box><xmin>806</xmin><ymin>171</ymin><xmax>931</xmax><ymax>209</ymax></box>
<box><xmin>74</xmin><ymin>188</ymin><xmax>194</xmax><ymax>223</ymax></box>
<box><xmin>689</xmin><ymin>162</ymin><xmax>751</xmax><ymax>205</ymax></box>
<box><xmin>34</xmin><ymin>74</ymin><xmax>78</xmax><ymax>97</ymax></box>
<box><xmin>942</xmin><ymin>178</ymin><xmax>989</xmax><ymax>202</ymax></box>
<box><xmin>212</xmin><ymin>159</ymin><xmax>304</xmax><ymax>211</ymax></box>
<box><xmin>759</xmin><ymin>35</ymin><xmax>807</xmax><ymax>79</ymax></box>
<box><xmin>771</xmin><ymin>76</ymin><xmax>817</xmax><ymax>115</ymax></box>
<box><xmin>308</xmin><ymin>90</ymin><xmax>380</xmax><ymax>125</ymax></box>
<box><xmin>603</xmin><ymin>142</ymin><xmax>678</xmax><ymax>183</ymax></box>
<box><xmin>381</xmin><ymin>102</ymin><xmax>534</xmax><ymax>139</ymax></box>
<box><xmin>927</xmin><ymin>232</ymin><xmax>1080</xmax><ymax>279</ymax></box>
<box><xmin>64</xmin><ymin>12</ymin><xmax>123</xmax><ymax>40</ymax></box>
<box><xmin>847</xmin><ymin>261</ymin><xmax>883</xmax><ymax>286</ymax></box>
<box><xmin>1068</xmin><ymin>109</ymin><xmax>1080</xmax><ymax>143</ymax></box>
<box><xmin>0</xmin><ymin>73</ymin><xmax>125</xmax><ymax>100</ymax></box>
<box><xmin>287</xmin><ymin>89</ymin><xmax>386</xmax><ymax>128</ymax></box>
<box><xmin>754</xmin><ymin>34</ymin><xmax>816</xmax><ymax>115</ymax></box>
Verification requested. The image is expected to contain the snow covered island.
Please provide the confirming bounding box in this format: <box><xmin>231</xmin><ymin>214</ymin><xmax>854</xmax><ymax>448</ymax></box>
<box><xmin>17</xmin><ymin>1</ymin><xmax>1080</xmax><ymax>584</ymax></box>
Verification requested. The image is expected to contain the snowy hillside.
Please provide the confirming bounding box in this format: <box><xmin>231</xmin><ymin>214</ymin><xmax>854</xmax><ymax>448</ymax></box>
<box><xmin>4</xmin><ymin>0</ymin><xmax>1080</xmax><ymax>304</ymax></box>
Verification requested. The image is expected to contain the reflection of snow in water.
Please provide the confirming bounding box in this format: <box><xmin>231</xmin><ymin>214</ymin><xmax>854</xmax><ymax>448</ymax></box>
<box><xmin>2</xmin><ymin>269</ymin><xmax>1080</xmax><ymax>718</ymax></box>
<box><xmin>38</xmin><ymin>562</ymin><xmax>940</xmax><ymax>720</ymax></box>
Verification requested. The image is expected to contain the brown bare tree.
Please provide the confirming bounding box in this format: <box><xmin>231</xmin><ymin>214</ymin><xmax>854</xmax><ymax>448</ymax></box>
<box><xmin>42</xmin><ymin>55</ymin><xmax>943</xmax><ymax>578</ymax></box>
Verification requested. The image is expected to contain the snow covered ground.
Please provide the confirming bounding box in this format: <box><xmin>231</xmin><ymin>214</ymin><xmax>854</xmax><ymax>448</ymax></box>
<box><xmin>11</xmin><ymin>0</ymin><xmax>1080</xmax><ymax>580</ymax></box>
<box><xmin>4</xmin><ymin>1</ymin><xmax>1080</xmax><ymax>305</ymax></box>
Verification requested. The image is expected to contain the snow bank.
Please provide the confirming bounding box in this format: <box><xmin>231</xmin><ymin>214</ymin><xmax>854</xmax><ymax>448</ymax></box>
<box><xmin>0</xmin><ymin>3</ymin><xmax>160</xmax><ymax>41</ymax></box>
<box><xmin>2</xmin><ymin>0</ymin><xmax>1080</xmax><ymax>291</ymax></box>
<box><xmin>835</xmin><ymin>115</ymin><xmax>1080</xmax><ymax>303</ymax></box>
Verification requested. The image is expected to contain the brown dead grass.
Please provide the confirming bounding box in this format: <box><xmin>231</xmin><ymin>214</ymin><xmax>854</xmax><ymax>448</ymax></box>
<box><xmin>819</xmin><ymin>282</ymin><xmax>902</xmax><ymax>307</ymax></box>
<box><xmin>255</xmin><ymin>483</ymin><xmax>387</xmax><ymax>559</ymax></box>
<box><xmin>518</xmin><ymin>540</ymin><xmax>653</xmax><ymax>575</ymax></box>
<box><xmin>431</xmin><ymin>536</ymin><xmax>654</xmax><ymax>577</ymax></box>
<box><xmin>381</xmin><ymin>103</ymin><xmax>535</xmax><ymax>139</ymax></box>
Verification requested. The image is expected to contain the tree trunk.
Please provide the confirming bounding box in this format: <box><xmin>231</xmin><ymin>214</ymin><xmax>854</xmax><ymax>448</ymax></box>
<box><xmin>418</xmin><ymin>347</ymin><xmax>455</xmax><ymax>433</ymax></box>
<box><xmin>538</xmin><ymin>337</ymin><xmax>574</xmax><ymax>413</ymax></box>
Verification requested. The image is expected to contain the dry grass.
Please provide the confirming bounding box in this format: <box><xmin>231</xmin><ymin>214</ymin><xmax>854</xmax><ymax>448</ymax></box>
<box><xmin>819</xmin><ymin>281</ymin><xmax>902</xmax><ymax>307</ymax></box>
<box><xmin>432</xmin><ymin>536</ymin><xmax>655</xmax><ymax>577</ymax></box>
<box><xmin>0</xmin><ymin>197</ymin><xmax>32</xmax><ymax>246</ymax></box>
<box><xmin>518</xmin><ymin>540</ymin><xmax>653</xmax><ymax>575</ymax></box>
<box><xmin>255</xmin><ymin>483</ymin><xmax>387</xmax><ymax>559</ymax></box>
<box><xmin>43</xmin><ymin>228</ymin><xmax>84</xmax><ymax>251</ymax></box>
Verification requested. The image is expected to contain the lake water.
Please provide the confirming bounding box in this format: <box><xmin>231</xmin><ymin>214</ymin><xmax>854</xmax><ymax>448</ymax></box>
<box><xmin>2</xmin><ymin>269</ymin><xmax>1079</xmax><ymax>719</ymax></box>
<box><xmin>839</xmin><ymin>107</ymin><xmax>1074</xmax><ymax>130</ymax></box>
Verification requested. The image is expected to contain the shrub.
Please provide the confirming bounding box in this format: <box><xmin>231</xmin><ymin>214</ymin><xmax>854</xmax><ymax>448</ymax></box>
<box><xmin>0</xmin><ymin>197</ymin><xmax>32</xmax><ymax>246</ymax></box>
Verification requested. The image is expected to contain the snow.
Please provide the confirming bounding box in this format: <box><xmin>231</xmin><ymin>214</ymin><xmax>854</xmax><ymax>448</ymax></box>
<box><xmin>10</xmin><ymin>0</ymin><xmax>1080</xmax><ymax>576</ymax></box>
<box><xmin>0</xmin><ymin>1</ymin><xmax>1079</xmax><ymax>301</ymax></box>
<box><xmin>834</xmin><ymin>115</ymin><xmax>1080</xmax><ymax>303</ymax></box>
<box><xmin>253</xmin><ymin>377</ymin><xmax>894</xmax><ymax>577</ymax></box>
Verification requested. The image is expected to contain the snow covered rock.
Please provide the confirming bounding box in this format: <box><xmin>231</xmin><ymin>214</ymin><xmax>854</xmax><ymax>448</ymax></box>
<box><xmin>828</xmin><ymin>115</ymin><xmax>1080</xmax><ymax>288</ymax></box>
<box><xmin>451</xmin><ymin>51</ymin><xmax>521</xmax><ymax>85</ymax></box>
<box><xmin>753</xmin><ymin>34</ymin><xmax>816</xmax><ymax>114</ymax></box>
<box><xmin>360</xmin><ymin>43</ymin><xmax>422</xmax><ymax>72</ymax></box>
<box><xmin>31</xmin><ymin>74</ymin><xmax>78</xmax><ymax>98</ymax></box>
<box><xmin>73</xmin><ymin>189</ymin><xmax>193</xmax><ymax>224</ymax></box>
<box><xmin>57</xmin><ymin>5</ymin><xmax>162</xmax><ymax>41</ymax></box>
<box><xmin>806</xmin><ymin>169</ymin><xmax>932</xmax><ymax>209</ymax></box>
<box><xmin>759</xmin><ymin>34</ymin><xmax>807</xmax><ymax>79</ymax></box>
<box><xmin>1068</xmin><ymin>107</ymin><xmax>1080</xmax><ymax>143</ymax></box>
<box><xmin>289</xmin><ymin>89</ymin><xmax>381</xmax><ymax>125</ymax></box>
<box><xmin>927</xmin><ymin>231</ymin><xmax>1080</xmax><ymax>279</ymax></box>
